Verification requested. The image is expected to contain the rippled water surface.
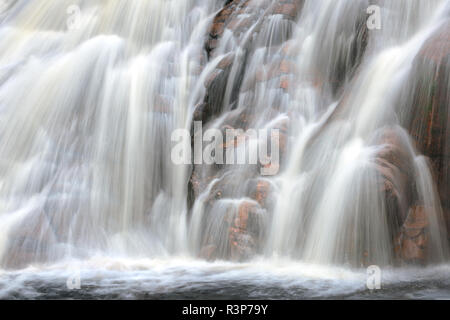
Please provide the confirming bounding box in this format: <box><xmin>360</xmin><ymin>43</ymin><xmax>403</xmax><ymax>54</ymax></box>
<box><xmin>1</xmin><ymin>258</ymin><xmax>449</xmax><ymax>299</ymax></box>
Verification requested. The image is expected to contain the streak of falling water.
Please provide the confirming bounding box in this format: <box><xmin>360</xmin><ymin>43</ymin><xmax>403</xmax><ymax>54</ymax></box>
<box><xmin>187</xmin><ymin>0</ymin><xmax>449</xmax><ymax>266</ymax></box>
<box><xmin>0</xmin><ymin>0</ymin><xmax>223</xmax><ymax>268</ymax></box>
<box><xmin>266</xmin><ymin>0</ymin><xmax>450</xmax><ymax>265</ymax></box>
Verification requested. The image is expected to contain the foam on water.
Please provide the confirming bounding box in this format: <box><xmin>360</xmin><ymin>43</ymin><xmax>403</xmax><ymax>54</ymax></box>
<box><xmin>0</xmin><ymin>258</ymin><xmax>449</xmax><ymax>299</ymax></box>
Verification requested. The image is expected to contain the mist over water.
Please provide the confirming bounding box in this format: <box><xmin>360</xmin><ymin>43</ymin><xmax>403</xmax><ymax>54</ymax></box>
<box><xmin>0</xmin><ymin>0</ymin><xmax>449</xmax><ymax>299</ymax></box>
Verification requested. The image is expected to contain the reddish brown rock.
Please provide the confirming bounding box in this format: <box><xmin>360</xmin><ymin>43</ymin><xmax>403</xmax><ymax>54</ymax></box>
<box><xmin>229</xmin><ymin>232</ymin><xmax>255</xmax><ymax>261</ymax></box>
<box><xmin>206</xmin><ymin>0</ymin><xmax>251</xmax><ymax>57</ymax></box>
<box><xmin>228</xmin><ymin>201</ymin><xmax>261</xmax><ymax>261</ymax></box>
<box><xmin>191</xmin><ymin>0</ymin><xmax>305</xmax><ymax>262</ymax></box>
<box><xmin>204</xmin><ymin>69</ymin><xmax>223</xmax><ymax>88</ymax></box>
<box><xmin>395</xmin><ymin>206</ymin><xmax>430</xmax><ymax>264</ymax></box>
<box><xmin>271</xmin><ymin>0</ymin><xmax>304</xmax><ymax>19</ymax></box>
<box><xmin>211</xmin><ymin>22</ymin><xmax>225</xmax><ymax>37</ymax></box>
<box><xmin>281</xmin><ymin>39</ymin><xmax>300</xmax><ymax>57</ymax></box>
<box><xmin>235</xmin><ymin>201</ymin><xmax>253</xmax><ymax>229</ymax></box>
<box><xmin>217</xmin><ymin>53</ymin><xmax>235</xmax><ymax>70</ymax></box>
<box><xmin>253</xmin><ymin>180</ymin><xmax>271</xmax><ymax>207</ymax></box>
<box><xmin>374</xmin><ymin>129</ymin><xmax>416</xmax><ymax>228</ymax></box>
<box><xmin>273</xmin><ymin>3</ymin><xmax>297</xmax><ymax>18</ymax></box>
<box><xmin>279</xmin><ymin>76</ymin><xmax>290</xmax><ymax>90</ymax></box>
<box><xmin>408</xmin><ymin>20</ymin><xmax>450</xmax><ymax>235</ymax></box>
<box><xmin>227</xmin><ymin>16</ymin><xmax>253</xmax><ymax>32</ymax></box>
<box><xmin>255</xmin><ymin>59</ymin><xmax>296</xmax><ymax>82</ymax></box>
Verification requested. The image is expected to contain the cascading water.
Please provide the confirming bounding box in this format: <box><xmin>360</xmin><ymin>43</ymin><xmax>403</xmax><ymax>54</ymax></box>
<box><xmin>0</xmin><ymin>0</ymin><xmax>225</xmax><ymax>267</ymax></box>
<box><xmin>188</xmin><ymin>0</ymin><xmax>449</xmax><ymax>266</ymax></box>
<box><xmin>0</xmin><ymin>0</ymin><xmax>449</xmax><ymax>299</ymax></box>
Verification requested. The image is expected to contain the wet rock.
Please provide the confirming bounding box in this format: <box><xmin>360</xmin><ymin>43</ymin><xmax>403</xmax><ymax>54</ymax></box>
<box><xmin>227</xmin><ymin>16</ymin><xmax>254</xmax><ymax>32</ymax></box>
<box><xmin>201</xmin><ymin>67</ymin><xmax>238</xmax><ymax>123</ymax></box>
<box><xmin>193</xmin><ymin>103</ymin><xmax>207</xmax><ymax>122</ymax></box>
<box><xmin>190</xmin><ymin>0</ymin><xmax>304</xmax><ymax>259</ymax></box>
<box><xmin>407</xmin><ymin>20</ymin><xmax>450</xmax><ymax>234</ymax></box>
<box><xmin>236</xmin><ymin>201</ymin><xmax>253</xmax><ymax>229</ymax></box>
<box><xmin>279</xmin><ymin>75</ymin><xmax>290</xmax><ymax>90</ymax></box>
<box><xmin>228</xmin><ymin>201</ymin><xmax>261</xmax><ymax>261</ymax></box>
<box><xmin>204</xmin><ymin>69</ymin><xmax>223</xmax><ymax>89</ymax></box>
<box><xmin>374</xmin><ymin>128</ymin><xmax>416</xmax><ymax>230</ymax></box>
<box><xmin>395</xmin><ymin>206</ymin><xmax>430</xmax><ymax>264</ymax></box>
<box><xmin>311</xmin><ymin>2</ymin><xmax>369</xmax><ymax>96</ymax></box>
<box><xmin>217</xmin><ymin>53</ymin><xmax>236</xmax><ymax>70</ymax></box>
<box><xmin>210</xmin><ymin>22</ymin><xmax>225</xmax><ymax>38</ymax></box>
<box><xmin>252</xmin><ymin>179</ymin><xmax>271</xmax><ymax>207</ymax></box>
<box><xmin>271</xmin><ymin>0</ymin><xmax>303</xmax><ymax>19</ymax></box>
<box><xmin>188</xmin><ymin>169</ymin><xmax>201</xmax><ymax>210</ymax></box>
<box><xmin>229</xmin><ymin>231</ymin><xmax>255</xmax><ymax>260</ymax></box>
<box><xmin>1</xmin><ymin>211</ymin><xmax>58</xmax><ymax>269</ymax></box>
<box><xmin>206</xmin><ymin>0</ymin><xmax>250</xmax><ymax>58</ymax></box>
<box><xmin>255</xmin><ymin>59</ymin><xmax>296</xmax><ymax>82</ymax></box>
<box><xmin>200</xmin><ymin>0</ymin><xmax>305</xmax><ymax>123</ymax></box>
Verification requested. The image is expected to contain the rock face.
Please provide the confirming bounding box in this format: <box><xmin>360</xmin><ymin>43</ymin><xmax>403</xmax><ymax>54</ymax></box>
<box><xmin>374</xmin><ymin>129</ymin><xmax>416</xmax><ymax>231</ymax></box>
<box><xmin>191</xmin><ymin>0</ymin><xmax>375</xmax><ymax>262</ymax></box>
<box><xmin>394</xmin><ymin>206</ymin><xmax>430</xmax><ymax>264</ymax></box>
<box><xmin>369</xmin><ymin>128</ymin><xmax>442</xmax><ymax>265</ymax></box>
<box><xmin>1</xmin><ymin>211</ymin><xmax>60</xmax><ymax>269</ymax></box>
<box><xmin>197</xmin><ymin>0</ymin><xmax>304</xmax><ymax>124</ymax></box>
<box><xmin>192</xmin><ymin>0</ymin><xmax>305</xmax><ymax>261</ymax></box>
<box><xmin>407</xmin><ymin>20</ymin><xmax>450</xmax><ymax>242</ymax></box>
<box><xmin>192</xmin><ymin>1</ymin><xmax>449</xmax><ymax>265</ymax></box>
<box><xmin>206</xmin><ymin>0</ymin><xmax>304</xmax><ymax>58</ymax></box>
<box><xmin>228</xmin><ymin>201</ymin><xmax>263</xmax><ymax>261</ymax></box>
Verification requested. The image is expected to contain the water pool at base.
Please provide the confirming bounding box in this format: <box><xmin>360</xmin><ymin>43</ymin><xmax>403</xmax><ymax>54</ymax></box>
<box><xmin>1</xmin><ymin>258</ymin><xmax>449</xmax><ymax>299</ymax></box>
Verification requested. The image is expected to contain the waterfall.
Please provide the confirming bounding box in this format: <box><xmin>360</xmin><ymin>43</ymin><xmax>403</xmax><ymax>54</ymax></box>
<box><xmin>0</xmin><ymin>0</ymin><xmax>448</xmax><ymax>274</ymax></box>
<box><xmin>0</xmin><ymin>0</ymin><xmax>223</xmax><ymax>268</ymax></box>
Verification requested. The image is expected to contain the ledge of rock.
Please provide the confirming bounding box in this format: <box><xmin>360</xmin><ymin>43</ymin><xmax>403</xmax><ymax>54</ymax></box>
<box><xmin>408</xmin><ymin>20</ymin><xmax>450</xmax><ymax>241</ymax></box>
<box><xmin>394</xmin><ymin>205</ymin><xmax>430</xmax><ymax>264</ymax></box>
